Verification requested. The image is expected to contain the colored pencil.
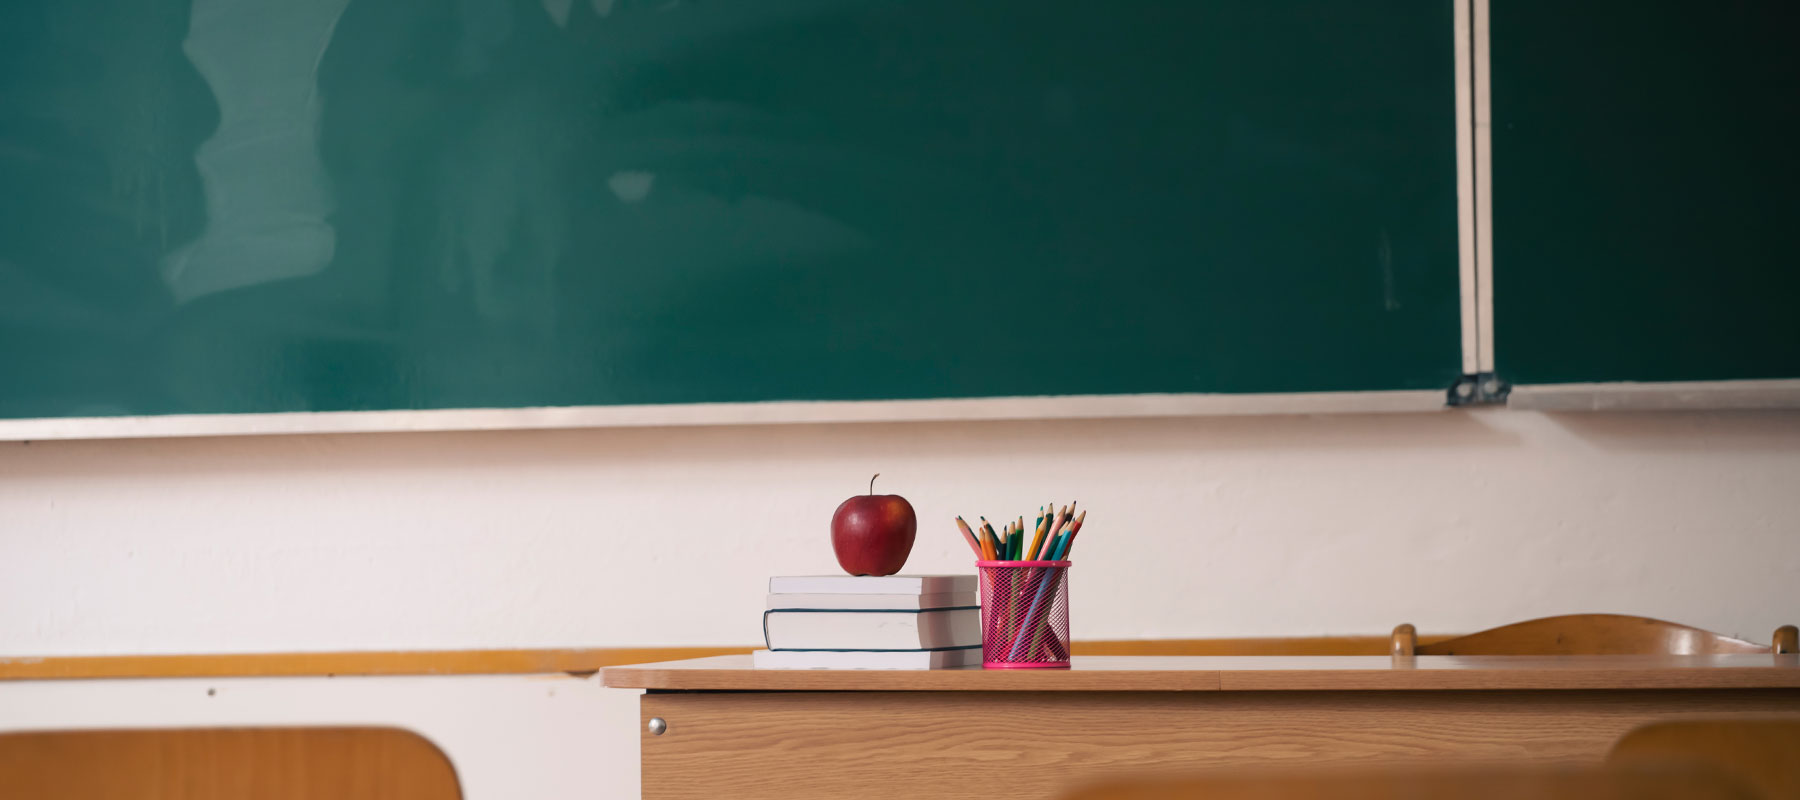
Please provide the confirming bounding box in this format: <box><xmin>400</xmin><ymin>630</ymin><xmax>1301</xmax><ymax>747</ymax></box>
<box><xmin>1041</xmin><ymin>504</ymin><xmax>1069</xmax><ymax>559</ymax></box>
<box><xmin>954</xmin><ymin>516</ymin><xmax>982</xmax><ymax>558</ymax></box>
<box><xmin>1033</xmin><ymin>513</ymin><xmax>1056</xmax><ymax>560</ymax></box>
<box><xmin>1053</xmin><ymin>522</ymin><xmax>1081</xmax><ymax>559</ymax></box>
<box><xmin>1046</xmin><ymin>520</ymin><xmax>1070</xmax><ymax>561</ymax></box>
<box><xmin>1026</xmin><ymin>514</ymin><xmax>1050</xmax><ymax>562</ymax></box>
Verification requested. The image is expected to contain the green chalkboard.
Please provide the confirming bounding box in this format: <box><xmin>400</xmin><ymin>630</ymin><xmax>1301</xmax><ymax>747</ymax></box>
<box><xmin>1492</xmin><ymin>2</ymin><xmax>1800</xmax><ymax>385</ymax></box>
<box><xmin>0</xmin><ymin>0</ymin><xmax>1462</xmax><ymax>419</ymax></box>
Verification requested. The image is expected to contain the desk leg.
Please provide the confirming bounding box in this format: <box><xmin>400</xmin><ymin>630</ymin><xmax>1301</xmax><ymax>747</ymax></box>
<box><xmin>639</xmin><ymin>689</ymin><xmax>1797</xmax><ymax>800</ymax></box>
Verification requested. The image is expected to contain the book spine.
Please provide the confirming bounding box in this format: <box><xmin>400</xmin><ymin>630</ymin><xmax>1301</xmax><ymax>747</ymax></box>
<box><xmin>762</xmin><ymin>608</ymin><xmax>979</xmax><ymax>651</ymax></box>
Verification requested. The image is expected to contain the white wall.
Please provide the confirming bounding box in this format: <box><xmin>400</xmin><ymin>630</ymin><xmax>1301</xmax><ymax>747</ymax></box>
<box><xmin>4</xmin><ymin>409</ymin><xmax>1797</xmax><ymax>651</ymax></box>
<box><xmin>3</xmin><ymin>408</ymin><xmax>1798</xmax><ymax>799</ymax></box>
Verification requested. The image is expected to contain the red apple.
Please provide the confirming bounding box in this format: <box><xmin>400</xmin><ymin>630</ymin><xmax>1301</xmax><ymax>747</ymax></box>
<box><xmin>830</xmin><ymin>474</ymin><xmax>917</xmax><ymax>576</ymax></box>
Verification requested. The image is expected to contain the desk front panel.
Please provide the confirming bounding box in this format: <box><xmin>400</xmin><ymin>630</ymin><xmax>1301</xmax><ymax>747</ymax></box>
<box><xmin>638</xmin><ymin>689</ymin><xmax>1799</xmax><ymax>800</ymax></box>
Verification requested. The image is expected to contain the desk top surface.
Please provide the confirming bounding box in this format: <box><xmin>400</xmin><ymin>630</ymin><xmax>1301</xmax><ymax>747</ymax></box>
<box><xmin>601</xmin><ymin>654</ymin><xmax>1800</xmax><ymax>692</ymax></box>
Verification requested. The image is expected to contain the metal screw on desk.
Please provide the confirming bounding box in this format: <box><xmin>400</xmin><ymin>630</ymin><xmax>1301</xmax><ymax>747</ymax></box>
<box><xmin>647</xmin><ymin>717</ymin><xmax>667</xmax><ymax>736</ymax></box>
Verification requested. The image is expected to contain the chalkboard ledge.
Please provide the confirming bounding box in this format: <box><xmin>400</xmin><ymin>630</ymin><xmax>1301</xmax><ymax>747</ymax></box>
<box><xmin>1508</xmin><ymin>380</ymin><xmax>1800</xmax><ymax>412</ymax></box>
<box><xmin>0</xmin><ymin>390</ymin><xmax>1448</xmax><ymax>441</ymax></box>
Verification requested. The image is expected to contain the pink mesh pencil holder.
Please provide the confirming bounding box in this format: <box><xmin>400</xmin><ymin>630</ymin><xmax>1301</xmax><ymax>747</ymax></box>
<box><xmin>977</xmin><ymin>560</ymin><xmax>1071</xmax><ymax>669</ymax></box>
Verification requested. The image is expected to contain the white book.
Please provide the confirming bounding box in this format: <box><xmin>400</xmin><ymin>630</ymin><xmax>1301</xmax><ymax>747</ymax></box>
<box><xmin>752</xmin><ymin>647</ymin><xmax>981</xmax><ymax>670</ymax></box>
<box><xmin>765</xmin><ymin>591</ymin><xmax>977</xmax><ymax>611</ymax></box>
<box><xmin>767</xmin><ymin>574</ymin><xmax>978</xmax><ymax>595</ymax></box>
<box><xmin>764</xmin><ymin>607</ymin><xmax>981</xmax><ymax>651</ymax></box>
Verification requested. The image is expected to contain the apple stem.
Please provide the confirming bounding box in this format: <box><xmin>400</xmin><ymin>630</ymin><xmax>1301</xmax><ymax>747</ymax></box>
<box><xmin>869</xmin><ymin>473</ymin><xmax>879</xmax><ymax>495</ymax></box>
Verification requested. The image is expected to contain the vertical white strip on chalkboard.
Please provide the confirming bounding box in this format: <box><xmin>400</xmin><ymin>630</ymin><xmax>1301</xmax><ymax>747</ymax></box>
<box><xmin>1453</xmin><ymin>0</ymin><xmax>1478</xmax><ymax>375</ymax></box>
<box><xmin>1473</xmin><ymin>0</ymin><xmax>1496</xmax><ymax>372</ymax></box>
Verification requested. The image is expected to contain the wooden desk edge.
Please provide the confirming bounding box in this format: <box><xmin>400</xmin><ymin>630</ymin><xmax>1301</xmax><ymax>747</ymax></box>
<box><xmin>601</xmin><ymin>662</ymin><xmax>1226</xmax><ymax>692</ymax></box>
<box><xmin>1217</xmin><ymin>668</ymin><xmax>1800</xmax><ymax>691</ymax></box>
<box><xmin>601</xmin><ymin>655</ymin><xmax>1800</xmax><ymax>692</ymax></box>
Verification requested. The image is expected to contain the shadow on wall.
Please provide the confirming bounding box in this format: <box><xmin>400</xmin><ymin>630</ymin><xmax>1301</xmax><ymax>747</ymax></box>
<box><xmin>1542</xmin><ymin>411</ymin><xmax>1800</xmax><ymax>454</ymax></box>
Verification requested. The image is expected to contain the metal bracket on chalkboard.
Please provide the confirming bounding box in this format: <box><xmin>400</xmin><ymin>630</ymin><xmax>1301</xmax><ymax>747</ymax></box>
<box><xmin>1448</xmin><ymin>372</ymin><xmax>1511</xmax><ymax>407</ymax></box>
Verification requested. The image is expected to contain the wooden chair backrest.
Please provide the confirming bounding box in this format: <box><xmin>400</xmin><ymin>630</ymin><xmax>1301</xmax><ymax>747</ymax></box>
<box><xmin>0</xmin><ymin>727</ymin><xmax>461</xmax><ymax>800</ymax></box>
<box><xmin>1609</xmin><ymin>719</ymin><xmax>1800</xmax><ymax>800</ymax></box>
<box><xmin>1390</xmin><ymin>615</ymin><xmax>1798</xmax><ymax>657</ymax></box>
<box><xmin>1059</xmin><ymin>764</ymin><xmax>1756</xmax><ymax>800</ymax></box>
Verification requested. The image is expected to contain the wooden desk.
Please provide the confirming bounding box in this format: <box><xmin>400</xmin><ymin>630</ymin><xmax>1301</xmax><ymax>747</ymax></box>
<box><xmin>602</xmin><ymin>655</ymin><xmax>1800</xmax><ymax>800</ymax></box>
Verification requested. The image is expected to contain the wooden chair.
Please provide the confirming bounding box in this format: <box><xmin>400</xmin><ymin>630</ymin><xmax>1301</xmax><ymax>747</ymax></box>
<box><xmin>1609</xmin><ymin>719</ymin><xmax>1800</xmax><ymax>800</ymax></box>
<box><xmin>1390</xmin><ymin>614</ymin><xmax>1799</xmax><ymax>657</ymax></box>
<box><xmin>1059</xmin><ymin>763</ymin><xmax>1756</xmax><ymax>800</ymax></box>
<box><xmin>0</xmin><ymin>727</ymin><xmax>462</xmax><ymax>800</ymax></box>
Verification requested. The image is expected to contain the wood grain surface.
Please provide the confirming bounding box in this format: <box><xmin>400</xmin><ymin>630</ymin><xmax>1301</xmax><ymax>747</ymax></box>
<box><xmin>0</xmin><ymin>727</ymin><xmax>461</xmax><ymax>800</ymax></box>
<box><xmin>1608</xmin><ymin>718</ymin><xmax>1800</xmax><ymax>800</ymax></box>
<box><xmin>1059</xmin><ymin>764</ymin><xmax>1757</xmax><ymax>800</ymax></box>
<box><xmin>638</xmin><ymin>690</ymin><xmax>1797</xmax><ymax>800</ymax></box>
<box><xmin>0</xmin><ymin>636</ymin><xmax>1443</xmax><ymax>681</ymax></box>
<box><xmin>0</xmin><ymin>647</ymin><xmax>751</xmax><ymax>680</ymax></box>
<box><xmin>603</xmin><ymin>654</ymin><xmax>1800</xmax><ymax>692</ymax></box>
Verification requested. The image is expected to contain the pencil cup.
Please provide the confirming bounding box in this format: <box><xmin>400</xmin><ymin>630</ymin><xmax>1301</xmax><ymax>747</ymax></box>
<box><xmin>976</xmin><ymin>560</ymin><xmax>1071</xmax><ymax>669</ymax></box>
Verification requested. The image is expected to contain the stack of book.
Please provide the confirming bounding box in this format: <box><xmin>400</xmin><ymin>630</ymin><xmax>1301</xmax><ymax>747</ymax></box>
<box><xmin>753</xmin><ymin>574</ymin><xmax>981</xmax><ymax>669</ymax></box>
